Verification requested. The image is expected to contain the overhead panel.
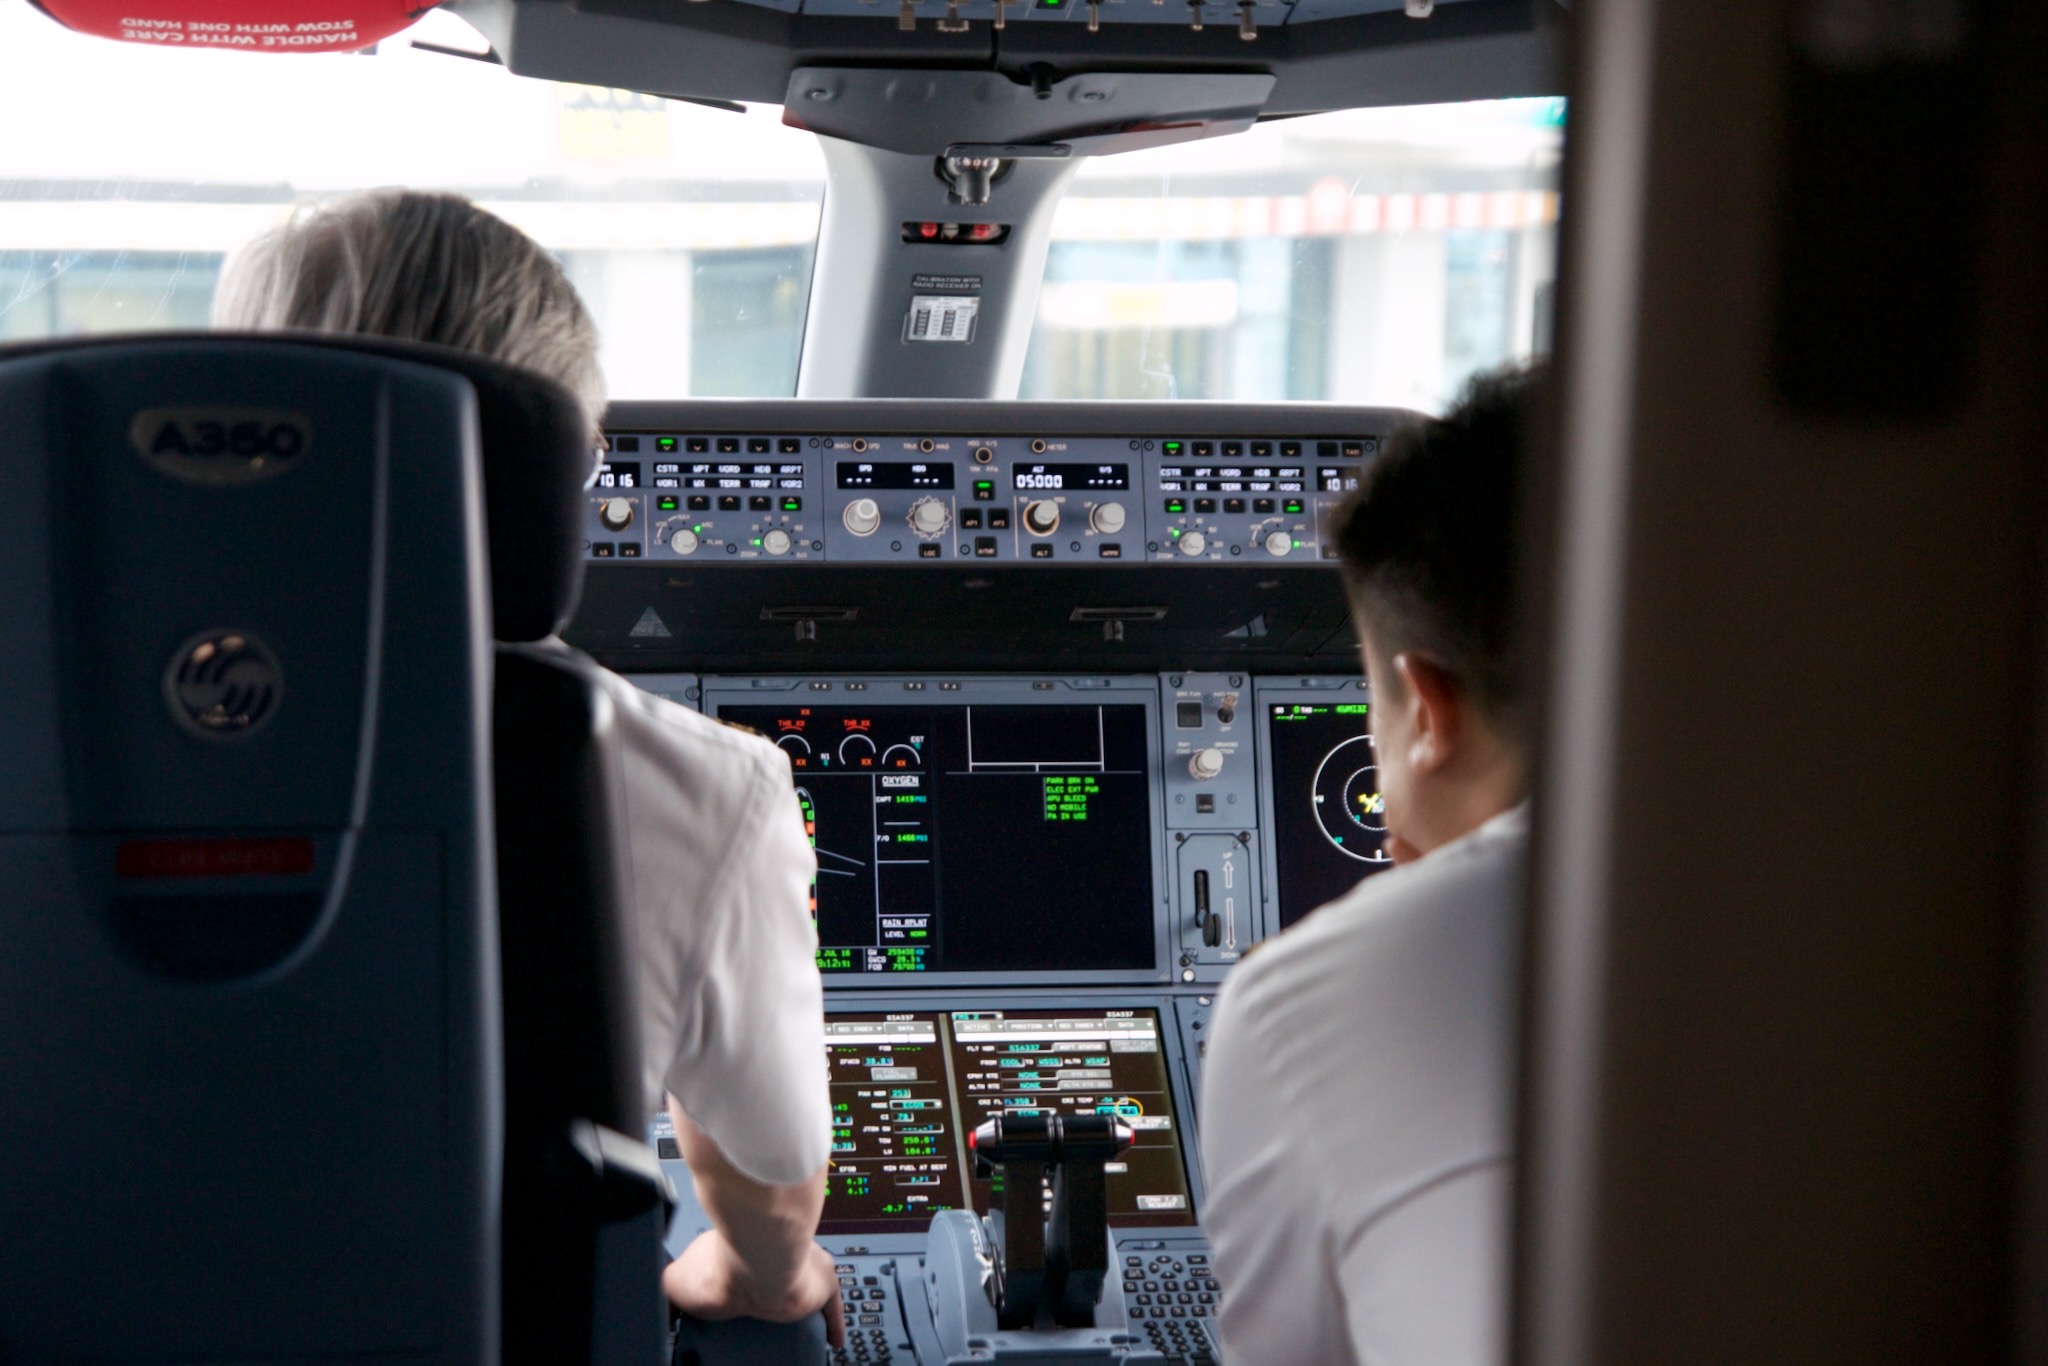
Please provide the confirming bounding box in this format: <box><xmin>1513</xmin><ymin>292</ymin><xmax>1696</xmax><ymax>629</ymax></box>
<box><xmin>456</xmin><ymin>0</ymin><xmax>1562</xmax><ymax>118</ymax></box>
<box><xmin>723</xmin><ymin>0</ymin><xmax>1470</xmax><ymax>27</ymax></box>
<box><xmin>784</xmin><ymin>68</ymin><xmax>1275</xmax><ymax>156</ymax></box>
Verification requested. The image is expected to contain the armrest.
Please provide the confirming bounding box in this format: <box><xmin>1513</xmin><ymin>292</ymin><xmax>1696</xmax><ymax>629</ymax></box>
<box><xmin>670</xmin><ymin>1311</ymin><xmax>828</xmax><ymax>1366</ymax></box>
<box><xmin>569</xmin><ymin>1119</ymin><xmax>678</xmax><ymax>1224</ymax></box>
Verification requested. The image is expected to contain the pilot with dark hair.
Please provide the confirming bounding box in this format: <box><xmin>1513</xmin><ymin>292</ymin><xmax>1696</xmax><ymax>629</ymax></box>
<box><xmin>1201</xmin><ymin>367</ymin><xmax>1539</xmax><ymax>1364</ymax></box>
<box><xmin>214</xmin><ymin>189</ymin><xmax>844</xmax><ymax>1346</ymax></box>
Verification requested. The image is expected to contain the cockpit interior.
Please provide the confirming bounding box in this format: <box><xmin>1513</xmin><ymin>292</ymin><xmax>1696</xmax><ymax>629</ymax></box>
<box><xmin>3</xmin><ymin>0</ymin><xmax>2045</xmax><ymax>1363</ymax></box>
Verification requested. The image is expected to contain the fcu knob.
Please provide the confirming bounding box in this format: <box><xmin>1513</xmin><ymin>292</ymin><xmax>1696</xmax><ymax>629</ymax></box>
<box><xmin>1188</xmin><ymin>748</ymin><xmax>1226</xmax><ymax>781</ymax></box>
<box><xmin>1264</xmin><ymin>530</ymin><xmax>1294</xmax><ymax>557</ymax></box>
<box><xmin>1023</xmin><ymin>500</ymin><xmax>1060</xmax><ymax>536</ymax></box>
<box><xmin>599</xmin><ymin>497</ymin><xmax>634</xmax><ymax>532</ymax></box>
<box><xmin>843</xmin><ymin>498</ymin><xmax>882</xmax><ymax>537</ymax></box>
<box><xmin>762</xmin><ymin>528</ymin><xmax>793</xmax><ymax>556</ymax></box>
<box><xmin>1090</xmin><ymin>501</ymin><xmax>1127</xmax><ymax>536</ymax></box>
<box><xmin>1179</xmin><ymin>530</ymin><xmax>1208</xmax><ymax>557</ymax></box>
<box><xmin>908</xmin><ymin>497</ymin><xmax>951</xmax><ymax>537</ymax></box>
<box><xmin>668</xmin><ymin>527</ymin><xmax>699</xmax><ymax>556</ymax></box>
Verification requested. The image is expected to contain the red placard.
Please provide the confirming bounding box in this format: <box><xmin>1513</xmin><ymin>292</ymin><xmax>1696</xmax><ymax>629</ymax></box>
<box><xmin>30</xmin><ymin>0</ymin><xmax>430</xmax><ymax>52</ymax></box>
<box><xmin>116</xmin><ymin>836</ymin><xmax>318</xmax><ymax>879</ymax></box>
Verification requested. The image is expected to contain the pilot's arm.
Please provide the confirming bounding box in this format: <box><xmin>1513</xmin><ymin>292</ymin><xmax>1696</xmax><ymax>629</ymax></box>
<box><xmin>612</xmin><ymin>687</ymin><xmax>841</xmax><ymax>1343</ymax></box>
<box><xmin>662</xmin><ymin>1100</ymin><xmax>845</xmax><ymax>1348</ymax></box>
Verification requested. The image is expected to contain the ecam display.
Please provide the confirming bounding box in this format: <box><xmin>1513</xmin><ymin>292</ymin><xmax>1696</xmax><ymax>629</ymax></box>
<box><xmin>719</xmin><ymin>702</ymin><xmax>1156</xmax><ymax>975</ymax></box>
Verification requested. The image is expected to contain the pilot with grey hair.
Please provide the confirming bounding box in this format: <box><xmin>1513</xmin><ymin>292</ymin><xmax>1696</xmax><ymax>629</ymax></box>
<box><xmin>213</xmin><ymin>189</ymin><xmax>843</xmax><ymax>1346</ymax></box>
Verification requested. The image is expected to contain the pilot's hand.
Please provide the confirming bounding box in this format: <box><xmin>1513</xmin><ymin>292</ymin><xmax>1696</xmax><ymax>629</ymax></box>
<box><xmin>663</xmin><ymin>1228</ymin><xmax>848</xmax><ymax>1350</ymax></box>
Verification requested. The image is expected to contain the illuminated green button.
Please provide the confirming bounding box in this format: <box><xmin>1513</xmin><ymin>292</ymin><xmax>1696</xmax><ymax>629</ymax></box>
<box><xmin>656</xmin><ymin>437</ymin><xmax>678</xmax><ymax>452</ymax></box>
<box><xmin>1283</xmin><ymin>499</ymin><xmax>1305</xmax><ymax>515</ymax></box>
<box><xmin>1164</xmin><ymin>498</ymin><xmax>1186</xmax><ymax>515</ymax></box>
<box><xmin>657</xmin><ymin>495</ymin><xmax>679</xmax><ymax>511</ymax></box>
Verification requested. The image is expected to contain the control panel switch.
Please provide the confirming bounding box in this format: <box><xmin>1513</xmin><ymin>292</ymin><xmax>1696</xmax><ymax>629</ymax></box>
<box><xmin>843</xmin><ymin>498</ymin><xmax>882</xmax><ymax>537</ymax></box>
<box><xmin>761</xmin><ymin>529</ymin><xmax>792</xmax><ymax>556</ymax></box>
<box><xmin>1023</xmin><ymin>500</ymin><xmax>1061</xmax><ymax>536</ymax></box>
<box><xmin>669</xmin><ymin>527</ymin><xmax>699</xmax><ymax>556</ymax></box>
<box><xmin>1178</xmin><ymin>530</ymin><xmax>1208</xmax><ymax>557</ymax></box>
<box><xmin>599</xmin><ymin>497</ymin><xmax>634</xmax><ymax>532</ymax></box>
<box><xmin>908</xmin><ymin>497</ymin><xmax>952</xmax><ymax>537</ymax></box>
<box><xmin>1188</xmin><ymin>748</ymin><xmax>1225</xmax><ymax>781</ymax></box>
<box><xmin>1264</xmin><ymin>530</ymin><xmax>1294</xmax><ymax>557</ymax></box>
<box><xmin>1090</xmin><ymin>501</ymin><xmax>1127</xmax><ymax>535</ymax></box>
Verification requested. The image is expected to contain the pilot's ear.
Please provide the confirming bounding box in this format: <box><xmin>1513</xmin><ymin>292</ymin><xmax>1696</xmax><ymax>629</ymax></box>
<box><xmin>1392</xmin><ymin>652</ymin><xmax>1464</xmax><ymax>775</ymax></box>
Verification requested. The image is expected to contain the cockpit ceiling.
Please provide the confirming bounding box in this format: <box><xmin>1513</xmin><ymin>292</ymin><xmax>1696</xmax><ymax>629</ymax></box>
<box><xmin>448</xmin><ymin>0</ymin><xmax>1562</xmax><ymax>119</ymax></box>
<box><xmin>707</xmin><ymin>0</ymin><xmax>1459</xmax><ymax>24</ymax></box>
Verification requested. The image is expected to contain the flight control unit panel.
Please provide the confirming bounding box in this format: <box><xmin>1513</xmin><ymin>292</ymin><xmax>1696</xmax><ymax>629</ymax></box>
<box><xmin>584</xmin><ymin>429</ymin><xmax>1368</xmax><ymax>567</ymax></box>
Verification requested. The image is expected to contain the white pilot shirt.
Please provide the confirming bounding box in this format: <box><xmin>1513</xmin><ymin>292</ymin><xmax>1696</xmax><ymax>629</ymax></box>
<box><xmin>1200</xmin><ymin>804</ymin><xmax>1527</xmax><ymax>1366</ymax></box>
<box><xmin>587</xmin><ymin>665</ymin><xmax>832</xmax><ymax>1188</ymax></box>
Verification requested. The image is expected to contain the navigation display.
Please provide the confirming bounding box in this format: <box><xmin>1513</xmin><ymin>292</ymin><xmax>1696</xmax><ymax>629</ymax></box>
<box><xmin>1266</xmin><ymin>701</ymin><xmax>1394</xmax><ymax>928</ymax></box>
<box><xmin>948</xmin><ymin>1009</ymin><xmax>1195</xmax><ymax>1229</ymax></box>
<box><xmin>820</xmin><ymin>1014</ymin><xmax>969</xmax><ymax>1235</ymax></box>
<box><xmin>718</xmin><ymin>703</ymin><xmax>1156</xmax><ymax>976</ymax></box>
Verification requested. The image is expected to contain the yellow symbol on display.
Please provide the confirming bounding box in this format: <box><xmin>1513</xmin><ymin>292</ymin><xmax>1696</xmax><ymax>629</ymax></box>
<box><xmin>1357</xmin><ymin>792</ymin><xmax>1385</xmax><ymax>815</ymax></box>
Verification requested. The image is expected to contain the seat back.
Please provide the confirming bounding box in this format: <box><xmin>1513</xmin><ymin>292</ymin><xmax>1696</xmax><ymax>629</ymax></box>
<box><xmin>282</xmin><ymin>334</ymin><xmax>665</xmax><ymax>1366</ymax></box>
<box><xmin>494</xmin><ymin>642</ymin><xmax>665</xmax><ymax>1366</ymax></box>
<box><xmin>0</xmin><ymin>336</ymin><xmax>498</xmax><ymax>1365</ymax></box>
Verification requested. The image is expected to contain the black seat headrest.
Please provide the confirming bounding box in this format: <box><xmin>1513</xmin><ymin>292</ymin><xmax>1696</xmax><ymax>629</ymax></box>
<box><xmin>0</xmin><ymin>331</ymin><xmax>592</xmax><ymax>643</ymax></box>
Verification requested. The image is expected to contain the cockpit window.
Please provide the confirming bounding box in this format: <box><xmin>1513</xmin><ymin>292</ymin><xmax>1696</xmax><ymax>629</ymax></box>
<box><xmin>0</xmin><ymin>5</ymin><xmax>1557</xmax><ymax>410</ymax></box>
<box><xmin>0</xmin><ymin>7</ymin><xmax>825</xmax><ymax>396</ymax></box>
<box><xmin>1023</xmin><ymin>100</ymin><xmax>1563</xmax><ymax>409</ymax></box>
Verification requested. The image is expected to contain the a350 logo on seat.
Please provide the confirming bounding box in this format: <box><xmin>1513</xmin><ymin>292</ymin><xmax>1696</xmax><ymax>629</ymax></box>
<box><xmin>129</xmin><ymin>407</ymin><xmax>312</xmax><ymax>484</ymax></box>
